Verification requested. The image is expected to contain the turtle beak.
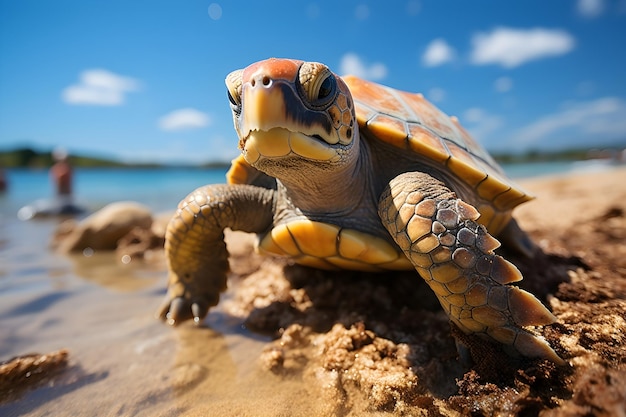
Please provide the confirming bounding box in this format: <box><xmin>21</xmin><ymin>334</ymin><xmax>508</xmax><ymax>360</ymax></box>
<box><xmin>236</xmin><ymin>76</ymin><xmax>341</xmax><ymax>165</ymax></box>
<box><xmin>239</xmin><ymin>74</ymin><xmax>288</xmax><ymax>139</ymax></box>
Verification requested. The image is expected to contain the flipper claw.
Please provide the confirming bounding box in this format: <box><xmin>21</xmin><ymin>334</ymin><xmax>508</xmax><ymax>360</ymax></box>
<box><xmin>164</xmin><ymin>297</ymin><xmax>193</xmax><ymax>326</ymax></box>
<box><xmin>191</xmin><ymin>301</ymin><xmax>208</xmax><ymax>324</ymax></box>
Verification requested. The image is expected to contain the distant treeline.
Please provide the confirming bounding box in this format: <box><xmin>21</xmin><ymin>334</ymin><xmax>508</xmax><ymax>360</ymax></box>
<box><xmin>491</xmin><ymin>146</ymin><xmax>624</xmax><ymax>164</ymax></box>
<box><xmin>0</xmin><ymin>147</ymin><xmax>229</xmax><ymax>169</ymax></box>
<box><xmin>0</xmin><ymin>147</ymin><xmax>127</xmax><ymax>168</ymax></box>
<box><xmin>1</xmin><ymin>145</ymin><xmax>623</xmax><ymax>170</ymax></box>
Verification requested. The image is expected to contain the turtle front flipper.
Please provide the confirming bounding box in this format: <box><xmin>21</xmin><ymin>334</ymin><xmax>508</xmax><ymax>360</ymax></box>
<box><xmin>379</xmin><ymin>172</ymin><xmax>564</xmax><ymax>364</ymax></box>
<box><xmin>158</xmin><ymin>184</ymin><xmax>275</xmax><ymax>325</ymax></box>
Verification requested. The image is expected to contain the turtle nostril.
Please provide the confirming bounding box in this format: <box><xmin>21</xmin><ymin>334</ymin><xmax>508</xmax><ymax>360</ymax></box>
<box><xmin>251</xmin><ymin>76</ymin><xmax>271</xmax><ymax>88</ymax></box>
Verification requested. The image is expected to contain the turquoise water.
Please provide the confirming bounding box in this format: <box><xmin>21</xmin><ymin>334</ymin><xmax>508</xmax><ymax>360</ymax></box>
<box><xmin>0</xmin><ymin>167</ymin><xmax>229</xmax><ymax>216</ymax></box>
<box><xmin>0</xmin><ymin>160</ymin><xmax>608</xmax><ymax>218</ymax></box>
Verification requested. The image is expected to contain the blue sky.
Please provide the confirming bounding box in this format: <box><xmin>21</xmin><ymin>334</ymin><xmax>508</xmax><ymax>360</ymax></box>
<box><xmin>1</xmin><ymin>0</ymin><xmax>625</xmax><ymax>164</ymax></box>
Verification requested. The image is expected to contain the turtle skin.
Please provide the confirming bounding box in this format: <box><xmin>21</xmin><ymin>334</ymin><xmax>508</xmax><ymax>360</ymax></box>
<box><xmin>158</xmin><ymin>58</ymin><xmax>564</xmax><ymax>365</ymax></box>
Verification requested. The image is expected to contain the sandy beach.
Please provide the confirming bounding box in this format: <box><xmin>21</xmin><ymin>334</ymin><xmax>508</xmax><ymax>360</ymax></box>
<box><xmin>1</xmin><ymin>166</ymin><xmax>625</xmax><ymax>416</ymax></box>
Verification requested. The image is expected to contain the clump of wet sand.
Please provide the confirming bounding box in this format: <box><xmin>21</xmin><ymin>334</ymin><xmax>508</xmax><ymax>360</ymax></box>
<box><xmin>0</xmin><ymin>350</ymin><xmax>69</xmax><ymax>403</ymax></box>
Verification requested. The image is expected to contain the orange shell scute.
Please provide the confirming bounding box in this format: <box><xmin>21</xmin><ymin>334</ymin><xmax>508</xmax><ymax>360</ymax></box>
<box><xmin>342</xmin><ymin>75</ymin><xmax>532</xmax><ymax>210</ymax></box>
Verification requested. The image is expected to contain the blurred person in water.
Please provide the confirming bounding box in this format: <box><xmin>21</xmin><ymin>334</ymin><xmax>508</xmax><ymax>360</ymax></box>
<box><xmin>50</xmin><ymin>148</ymin><xmax>74</xmax><ymax>206</ymax></box>
<box><xmin>17</xmin><ymin>148</ymin><xmax>83</xmax><ymax>220</ymax></box>
<box><xmin>0</xmin><ymin>167</ymin><xmax>7</xmax><ymax>192</ymax></box>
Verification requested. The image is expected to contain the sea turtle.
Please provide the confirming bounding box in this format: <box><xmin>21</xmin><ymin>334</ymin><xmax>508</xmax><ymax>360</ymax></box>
<box><xmin>158</xmin><ymin>58</ymin><xmax>563</xmax><ymax>364</ymax></box>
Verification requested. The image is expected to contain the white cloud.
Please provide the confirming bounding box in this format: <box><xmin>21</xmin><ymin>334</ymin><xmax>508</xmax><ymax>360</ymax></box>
<box><xmin>306</xmin><ymin>3</ymin><xmax>320</xmax><ymax>19</ymax></box>
<box><xmin>355</xmin><ymin>4</ymin><xmax>369</xmax><ymax>20</ymax></box>
<box><xmin>577</xmin><ymin>0</ymin><xmax>605</xmax><ymax>17</ymax></box>
<box><xmin>158</xmin><ymin>108</ymin><xmax>211</xmax><ymax>131</ymax></box>
<box><xmin>62</xmin><ymin>69</ymin><xmax>140</xmax><ymax>106</ymax></box>
<box><xmin>406</xmin><ymin>0</ymin><xmax>421</xmax><ymax>15</ymax></box>
<box><xmin>427</xmin><ymin>87</ymin><xmax>446</xmax><ymax>103</ymax></box>
<box><xmin>422</xmin><ymin>38</ymin><xmax>456</xmax><ymax>67</ymax></box>
<box><xmin>463</xmin><ymin>107</ymin><xmax>486</xmax><ymax>124</ymax></box>
<box><xmin>494</xmin><ymin>76</ymin><xmax>513</xmax><ymax>93</ymax></box>
<box><xmin>207</xmin><ymin>3</ymin><xmax>222</xmax><ymax>20</ymax></box>
<box><xmin>339</xmin><ymin>53</ymin><xmax>387</xmax><ymax>80</ymax></box>
<box><xmin>470</xmin><ymin>27</ymin><xmax>575</xmax><ymax>68</ymax></box>
<box><xmin>461</xmin><ymin>108</ymin><xmax>504</xmax><ymax>142</ymax></box>
<box><xmin>512</xmin><ymin>97</ymin><xmax>626</xmax><ymax>145</ymax></box>
<box><xmin>576</xmin><ymin>81</ymin><xmax>596</xmax><ymax>96</ymax></box>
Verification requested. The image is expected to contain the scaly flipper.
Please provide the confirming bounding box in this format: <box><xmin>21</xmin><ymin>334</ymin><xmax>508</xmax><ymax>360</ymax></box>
<box><xmin>379</xmin><ymin>172</ymin><xmax>564</xmax><ymax>364</ymax></box>
<box><xmin>157</xmin><ymin>184</ymin><xmax>275</xmax><ymax>325</ymax></box>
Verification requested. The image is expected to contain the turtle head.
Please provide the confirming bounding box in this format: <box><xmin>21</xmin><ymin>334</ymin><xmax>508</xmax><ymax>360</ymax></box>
<box><xmin>225</xmin><ymin>59</ymin><xmax>358</xmax><ymax>175</ymax></box>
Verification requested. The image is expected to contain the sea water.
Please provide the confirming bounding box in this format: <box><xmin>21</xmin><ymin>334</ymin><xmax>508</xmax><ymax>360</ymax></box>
<box><xmin>0</xmin><ymin>167</ymin><xmax>228</xmax><ymax>217</ymax></box>
<box><xmin>0</xmin><ymin>160</ymin><xmax>606</xmax><ymax>218</ymax></box>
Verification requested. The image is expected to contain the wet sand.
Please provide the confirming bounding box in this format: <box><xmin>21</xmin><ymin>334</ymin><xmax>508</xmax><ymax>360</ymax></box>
<box><xmin>1</xmin><ymin>167</ymin><xmax>625</xmax><ymax>416</ymax></box>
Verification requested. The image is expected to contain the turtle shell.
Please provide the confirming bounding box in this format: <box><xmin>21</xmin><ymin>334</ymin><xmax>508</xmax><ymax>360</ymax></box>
<box><xmin>342</xmin><ymin>76</ymin><xmax>532</xmax><ymax>233</ymax></box>
<box><xmin>227</xmin><ymin>74</ymin><xmax>532</xmax><ymax>234</ymax></box>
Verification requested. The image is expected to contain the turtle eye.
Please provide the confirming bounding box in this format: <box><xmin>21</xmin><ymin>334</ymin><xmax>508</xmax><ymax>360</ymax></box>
<box><xmin>227</xmin><ymin>89</ymin><xmax>239</xmax><ymax>106</ymax></box>
<box><xmin>225</xmin><ymin>69</ymin><xmax>243</xmax><ymax>110</ymax></box>
<box><xmin>316</xmin><ymin>75</ymin><xmax>335</xmax><ymax>101</ymax></box>
<box><xmin>298</xmin><ymin>62</ymin><xmax>337</xmax><ymax>108</ymax></box>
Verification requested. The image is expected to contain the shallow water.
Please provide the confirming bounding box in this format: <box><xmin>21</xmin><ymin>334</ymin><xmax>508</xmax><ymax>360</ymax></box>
<box><xmin>0</xmin><ymin>215</ymin><xmax>327</xmax><ymax>416</ymax></box>
<box><xmin>0</xmin><ymin>167</ymin><xmax>332</xmax><ymax>415</ymax></box>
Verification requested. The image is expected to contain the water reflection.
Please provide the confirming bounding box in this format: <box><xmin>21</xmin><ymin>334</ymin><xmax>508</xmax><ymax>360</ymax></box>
<box><xmin>67</xmin><ymin>251</ymin><xmax>164</xmax><ymax>292</ymax></box>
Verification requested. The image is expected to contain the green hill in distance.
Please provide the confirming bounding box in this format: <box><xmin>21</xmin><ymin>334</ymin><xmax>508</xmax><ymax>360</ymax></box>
<box><xmin>491</xmin><ymin>146</ymin><xmax>624</xmax><ymax>164</ymax></box>
<box><xmin>0</xmin><ymin>147</ymin><xmax>127</xmax><ymax>168</ymax></box>
<box><xmin>1</xmin><ymin>144</ymin><xmax>624</xmax><ymax>170</ymax></box>
<box><xmin>0</xmin><ymin>147</ymin><xmax>230</xmax><ymax>169</ymax></box>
